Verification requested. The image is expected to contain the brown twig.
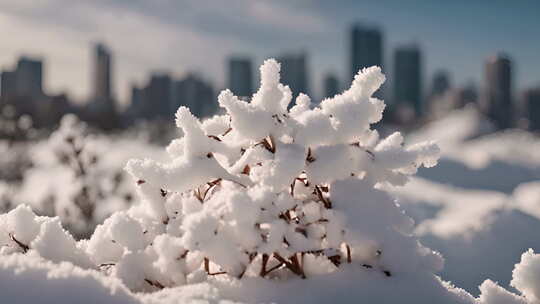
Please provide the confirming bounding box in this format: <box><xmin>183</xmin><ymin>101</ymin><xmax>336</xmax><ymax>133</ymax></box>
<box><xmin>202</xmin><ymin>178</ymin><xmax>222</xmax><ymax>201</ymax></box>
<box><xmin>273</xmin><ymin>253</ymin><xmax>306</xmax><ymax>279</ymax></box>
<box><xmin>222</xmin><ymin>127</ymin><xmax>232</xmax><ymax>136</ymax></box>
<box><xmin>194</xmin><ymin>188</ymin><xmax>203</xmax><ymax>203</ymax></box>
<box><xmin>264</xmin><ymin>261</ymin><xmax>284</xmax><ymax>276</ymax></box>
<box><xmin>258</xmin><ymin>135</ymin><xmax>276</xmax><ymax>154</ymax></box>
<box><xmin>328</xmin><ymin>254</ymin><xmax>341</xmax><ymax>267</ymax></box>
<box><xmin>306</xmin><ymin>148</ymin><xmax>316</xmax><ymax>163</ymax></box>
<box><xmin>144</xmin><ymin>278</ymin><xmax>165</xmax><ymax>289</ymax></box>
<box><xmin>9</xmin><ymin>233</ymin><xmax>29</xmax><ymax>253</ymax></box>
<box><xmin>204</xmin><ymin>257</ymin><xmax>227</xmax><ymax>276</ymax></box>
<box><xmin>260</xmin><ymin>253</ymin><xmax>269</xmax><ymax>277</ymax></box>
<box><xmin>207</xmin><ymin>135</ymin><xmax>222</xmax><ymax>142</ymax></box>
<box><xmin>314</xmin><ymin>186</ymin><xmax>332</xmax><ymax>209</ymax></box>
<box><xmin>177</xmin><ymin>250</ymin><xmax>189</xmax><ymax>260</ymax></box>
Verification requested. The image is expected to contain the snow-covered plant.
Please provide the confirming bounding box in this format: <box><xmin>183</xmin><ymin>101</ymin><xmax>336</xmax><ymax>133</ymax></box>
<box><xmin>115</xmin><ymin>59</ymin><xmax>440</xmax><ymax>288</ymax></box>
<box><xmin>14</xmin><ymin>115</ymin><xmax>135</xmax><ymax>238</ymax></box>
<box><xmin>0</xmin><ymin>59</ymin><xmax>442</xmax><ymax>293</ymax></box>
<box><xmin>0</xmin><ymin>105</ymin><xmax>35</xmax><ymax>143</ymax></box>
<box><xmin>0</xmin><ymin>106</ymin><xmax>34</xmax><ymax>182</ymax></box>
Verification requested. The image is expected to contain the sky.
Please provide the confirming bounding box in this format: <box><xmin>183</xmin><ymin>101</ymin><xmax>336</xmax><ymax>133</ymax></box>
<box><xmin>0</xmin><ymin>0</ymin><xmax>538</xmax><ymax>107</ymax></box>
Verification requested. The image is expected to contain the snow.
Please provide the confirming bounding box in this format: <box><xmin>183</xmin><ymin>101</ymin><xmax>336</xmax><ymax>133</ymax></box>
<box><xmin>0</xmin><ymin>254</ymin><xmax>138</xmax><ymax>304</ymax></box>
<box><xmin>381</xmin><ymin>105</ymin><xmax>540</xmax><ymax>297</ymax></box>
<box><xmin>1</xmin><ymin>59</ymin><xmax>540</xmax><ymax>303</ymax></box>
<box><xmin>511</xmin><ymin>249</ymin><xmax>540</xmax><ymax>303</ymax></box>
<box><xmin>478</xmin><ymin>280</ymin><xmax>527</xmax><ymax>304</ymax></box>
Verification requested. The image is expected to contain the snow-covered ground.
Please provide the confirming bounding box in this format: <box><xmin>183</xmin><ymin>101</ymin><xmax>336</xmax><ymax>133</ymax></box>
<box><xmin>389</xmin><ymin>106</ymin><xmax>540</xmax><ymax>296</ymax></box>
<box><xmin>1</xmin><ymin>63</ymin><xmax>540</xmax><ymax>303</ymax></box>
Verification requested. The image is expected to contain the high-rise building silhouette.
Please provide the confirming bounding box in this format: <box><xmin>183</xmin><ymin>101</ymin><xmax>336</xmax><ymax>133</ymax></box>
<box><xmin>173</xmin><ymin>74</ymin><xmax>215</xmax><ymax>118</ymax></box>
<box><xmin>228</xmin><ymin>57</ymin><xmax>253</xmax><ymax>98</ymax></box>
<box><xmin>93</xmin><ymin>43</ymin><xmax>113</xmax><ymax>101</ymax></box>
<box><xmin>323</xmin><ymin>74</ymin><xmax>339</xmax><ymax>99</ymax></box>
<box><xmin>277</xmin><ymin>52</ymin><xmax>309</xmax><ymax>99</ymax></box>
<box><xmin>350</xmin><ymin>23</ymin><xmax>383</xmax><ymax>80</ymax></box>
<box><xmin>0</xmin><ymin>56</ymin><xmax>74</xmax><ymax>129</ymax></box>
<box><xmin>394</xmin><ymin>45</ymin><xmax>422</xmax><ymax>116</ymax></box>
<box><xmin>430</xmin><ymin>70</ymin><xmax>451</xmax><ymax>98</ymax></box>
<box><xmin>15</xmin><ymin>57</ymin><xmax>43</xmax><ymax>97</ymax></box>
<box><xmin>85</xmin><ymin>43</ymin><xmax>119</xmax><ymax>129</ymax></box>
<box><xmin>522</xmin><ymin>87</ymin><xmax>540</xmax><ymax>131</ymax></box>
<box><xmin>483</xmin><ymin>54</ymin><xmax>512</xmax><ymax>129</ymax></box>
<box><xmin>124</xmin><ymin>84</ymin><xmax>145</xmax><ymax>124</ymax></box>
<box><xmin>0</xmin><ymin>71</ymin><xmax>17</xmax><ymax>101</ymax></box>
<box><xmin>130</xmin><ymin>85</ymin><xmax>144</xmax><ymax>111</ymax></box>
<box><xmin>146</xmin><ymin>73</ymin><xmax>173</xmax><ymax>119</ymax></box>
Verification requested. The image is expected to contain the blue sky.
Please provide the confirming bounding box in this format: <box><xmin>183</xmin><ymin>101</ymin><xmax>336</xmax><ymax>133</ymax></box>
<box><xmin>0</xmin><ymin>0</ymin><xmax>538</xmax><ymax>105</ymax></box>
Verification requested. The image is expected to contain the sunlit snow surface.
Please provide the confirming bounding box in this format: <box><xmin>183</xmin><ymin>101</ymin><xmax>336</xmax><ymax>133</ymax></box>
<box><xmin>389</xmin><ymin>106</ymin><xmax>540</xmax><ymax>296</ymax></box>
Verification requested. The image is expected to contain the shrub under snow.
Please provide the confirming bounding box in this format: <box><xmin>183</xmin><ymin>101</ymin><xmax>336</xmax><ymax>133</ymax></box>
<box><xmin>119</xmin><ymin>58</ymin><xmax>441</xmax><ymax>286</ymax></box>
<box><xmin>3</xmin><ymin>58</ymin><xmax>536</xmax><ymax>303</ymax></box>
<box><xmin>2</xmin><ymin>115</ymin><xmax>154</xmax><ymax>239</ymax></box>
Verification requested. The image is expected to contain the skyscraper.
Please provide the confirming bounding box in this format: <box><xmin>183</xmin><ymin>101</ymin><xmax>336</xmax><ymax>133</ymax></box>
<box><xmin>0</xmin><ymin>70</ymin><xmax>17</xmax><ymax>101</ymax></box>
<box><xmin>93</xmin><ymin>43</ymin><xmax>112</xmax><ymax>101</ymax></box>
<box><xmin>277</xmin><ymin>52</ymin><xmax>309</xmax><ymax>100</ymax></box>
<box><xmin>394</xmin><ymin>45</ymin><xmax>422</xmax><ymax>116</ymax></box>
<box><xmin>228</xmin><ymin>57</ymin><xmax>253</xmax><ymax>98</ymax></box>
<box><xmin>483</xmin><ymin>54</ymin><xmax>512</xmax><ymax>129</ymax></box>
<box><xmin>173</xmin><ymin>74</ymin><xmax>215</xmax><ymax>118</ymax></box>
<box><xmin>522</xmin><ymin>88</ymin><xmax>540</xmax><ymax>131</ymax></box>
<box><xmin>350</xmin><ymin>23</ymin><xmax>383</xmax><ymax>81</ymax></box>
<box><xmin>430</xmin><ymin>70</ymin><xmax>451</xmax><ymax>98</ymax></box>
<box><xmin>323</xmin><ymin>74</ymin><xmax>339</xmax><ymax>99</ymax></box>
<box><xmin>15</xmin><ymin>57</ymin><xmax>43</xmax><ymax>97</ymax></box>
<box><xmin>146</xmin><ymin>73</ymin><xmax>173</xmax><ymax>119</ymax></box>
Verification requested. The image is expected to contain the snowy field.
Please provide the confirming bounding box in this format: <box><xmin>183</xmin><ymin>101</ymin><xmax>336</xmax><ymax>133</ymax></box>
<box><xmin>1</xmin><ymin>61</ymin><xmax>540</xmax><ymax>304</ymax></box>
<box><xmin>395</xmin><ymin>106</ymin><xmax>540</xmax><ymax>296</ymax></box>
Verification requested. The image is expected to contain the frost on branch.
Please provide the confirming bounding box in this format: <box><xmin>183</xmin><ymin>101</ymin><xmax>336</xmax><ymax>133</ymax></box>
<box><xmin>112</xmin><ymin>58</ymin><xmax>442</xmax><ymax>289</ymax></box>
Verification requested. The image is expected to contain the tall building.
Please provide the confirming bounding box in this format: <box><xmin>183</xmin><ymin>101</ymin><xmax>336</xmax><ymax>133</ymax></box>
<box><xmin>394</xmin><ymin>45</ymin><xmax>422</xmax><ymax>116</ymax></box>
<box><xmin>146</xmin><ymin>73</ymin><xmax>173</xmax><ymax>119</ymax></box>
<box><xmin>130</xmin><ymin>85</ymin><xmax>144</xmax><ymax>111</ymax></box>
<box><xmin>93</xmin><ymin>43</ymin><xmax>113</xmax><ymax>101</ymax></box>
<box><xmin>228</xmin><ymin>57</ymin><xmax>253</xmax><ymax>98</ymax></box>
<box><xmin>522</xmin><ymin>88</ymin><xmax>540</xmax><ymax>131</ymax></box>
<box><xmin>430</xmin><ymin>70</ymin><xmax>451</xmax><ymax>98</ymax></box>
<box><xmin>15</xmin><ymin>57</ymin><xmax>43</xmax><ymax>97</ymax></box>
<box><xmin>323</xmin><ymin>74</ymin><xmax>339</xmax><ymax>98</ymax></box>
<box><xmin>0</xmin><ymin>70</ymin><xmax>17</xmax><ymax>101</ymax></box>
<box><xmin>483</xmin><ymin>54</ymin><xmax>512</xmax><ymax>129</ymax></box>
<box><xmin>173</xmin><ymin>74</ymin><xmax>215</xmax><ymax>118</ymax></box>
<box><xmin>350</xmin><ymin>23</ymin><xmax>383</xmax><ymax>80</ymax></box>
<box><xmin>277</xmin><ymin>52</ymin><xmax>309</xmax><ymax>99</ymax></box>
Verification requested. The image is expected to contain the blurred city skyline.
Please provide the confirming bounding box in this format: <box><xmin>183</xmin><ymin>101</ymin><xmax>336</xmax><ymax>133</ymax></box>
<box><xmin>0</xmin><ymin>0</ymin><xmax>539</xmax><ymax>105</ymax></box>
